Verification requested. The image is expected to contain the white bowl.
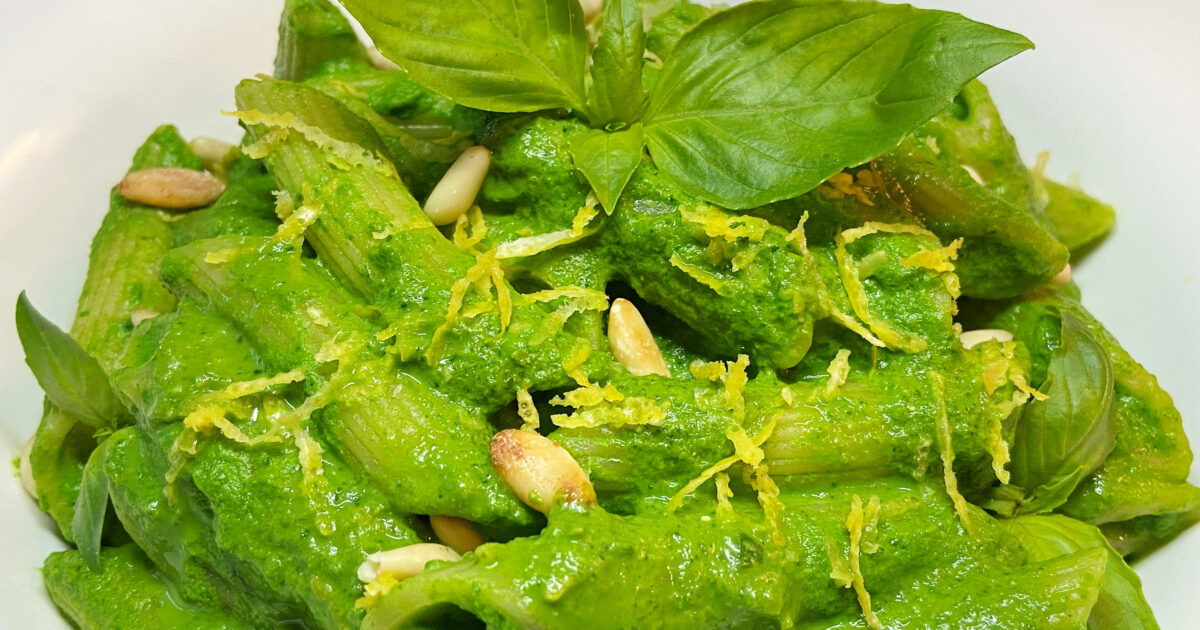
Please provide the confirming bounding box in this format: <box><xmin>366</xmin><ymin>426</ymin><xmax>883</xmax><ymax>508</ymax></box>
<box><xmin>0</xmin><ymin>0</ymin><xmax>1196</xmax><ymax>626</ymax></box>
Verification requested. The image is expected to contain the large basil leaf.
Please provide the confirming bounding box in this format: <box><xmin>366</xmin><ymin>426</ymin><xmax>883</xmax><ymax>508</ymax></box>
<box><xmin>1007</xmin><ymin>515</ymin><xmax>1160</xmax><ymax>630</ymax></box>
<box><xmin>587</xmin><ymin>0</ymin><xmax>648</xmax><ymax>126</ymax></box>
<box><xmin>72</xmin><ymin>437</ymin><xmax>114</xmax><ymax>572</ymax></box>
<box><xmin>341</xmin><ymin>0</ymin><xmax>588</xmax><ymax>112</ymax></box>
<box><xmin>570</xmin><ymin>124</ymin><xmax>645</xmax><ymax>212</ymax></box>
<box><xmin>15</xmin><ymin>292</ymin><xmax>121</xmax><ymax>429</ymax></box>
<box><xmin>1008</xmin><ymin>312</ymin><xmax>1116</xmax><ymax>514</ymax></box>
<box><xmin>642</xmin><ymin>0</ymin><xmax>1033</xmax><ymax>209</ymax></box>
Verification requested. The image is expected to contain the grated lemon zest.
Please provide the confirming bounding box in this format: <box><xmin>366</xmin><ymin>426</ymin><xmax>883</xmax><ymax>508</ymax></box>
<box><xmin>183</xmin><ymin>403</ymin><xmax>280</xmax><ymax>447</ymax></box>
<box><xmin>426</xmin><ymin>248</ymin><xmax>505</xmax><ymax>364</ymax></box>
<box><xmin>227</xmin><ymin>108</ymin><xmax>398</xmax><ymax>180</ymax></box>
<box><xmin>549</xmin><ymin>382</ymin><xmax>623</xmax><ymax>408</ymax></box>
<box><xmin>932</xmin><ymin>373</ymin><xmax>973</xmax><ymax>534</ymax></box>
<box><xmin>173</xmin><ymin>367</ymin><xmax>310</xmax><ymax>480</ymax></box>
<box><xmin>899</xmin><ymin>238</ymin><xmax>962</xmax><ymax>274</ymax></box>
<box><xmin>844</xmin><ymin>495</ymin><xmax>882</xmax><ymax>630</ymax></box>
<box><xmin>834</xmin><ymin>227</ymin><xmax>928</xmax><ymax>353</ymax></box>
<box><xmin>665</xmin><ymin>415</ymin><xmax>776</xmax><ymax>512</ymax></box>
<box><xmin>824</xmin><ymin>349</ymin><xmax>851</xmax><ymax>397</ymax></box>
<box><xmin>669</xmin><ymin>255</ymin><xmax>728</xmax><ymax>296</ymax></box>
<box><xmin>241</xmin><ymin>127</ymin><xmax>290</xmax><ymax>159</ymax></box>
<box><xmin>823</xmin><ymin>172</ymin><xmax>875</xmax><ymax>206</ymax></box>
<box><xmin>986</xmin><ymin>414</ymin><xmax>1013</xmax><ymax>485</ymax></box>
<box><xmin>679</xmin><ymin>205</ymin><xmax>770</xmax><ymax>243</ymax></box>
<box><xmin>275</xmin><ymin>183</ymin><xmax>322</xmax><ymax>243</ymax></box>
<box><xmin>688</xmin><ymin>360</ymin><xmax>727</xmax><ymax>381</ymax></box>
<box><xmin>715</xmin><ymin>472</ymin><xmax>734</xmax><ymax>518</ymax></box>
<box><xmin>982</xmin><ymin>359</ymin><xmax>1010</xmax><ymax>395</ymax></box>
<box><xmin>550</xmin><ymin>396</ymin><xmax>667</xmax><ymax>429</ymax></box>
<box><xmin>452</xmin><ymin>206</ymin><xmax>487</xmax><ymax>252</ymax></box>
<box><xmin>516</xmin><ymin>388</ymin><xmax>540</xmax><ymax>432</ymax></box>
<box><xmin>999</xmin><ymin>341</ymin><xmax>1048</xmax><ymax>401</ymax></box>
<box><xmin>219</xmin><ymin>369</ymin><xmax>305</xmax><ymax>401</ymax></box>
<box><xmin>826</xmin><ymin>536</ymin><xmax>854</xmax><ymax>588</ymax></box>
<box><xmin>354</xmin><ymin>572</ymin><xmax>399</xmax><ymax>610</ymax></box>
<box><xmin>722</xmin><ymin>354</ymin><xmax>750</xmax><ymax>423</ymax></box>
<box><xmin>491</xmin><ymin>261</ymin><xmax>511</xmax><ymax>331</ymax></box>
<box><xmin>572</xmin><ymin>193</ymin><xmax>601</xmax><ymax>233</ymax></box>
<box><xmin>788</xmin><ymin>215</ymin><xmax>886</xmax><ymax>349</ymax></box>
<box><xmin>562</xmin><ymin>341</ymin><xmax>594</xmax><ymax>388</ymax></box>
<box><xmin>749</xmin><ymin>460</ymin><xmax>784</xmax><ymax>545</ymax></box>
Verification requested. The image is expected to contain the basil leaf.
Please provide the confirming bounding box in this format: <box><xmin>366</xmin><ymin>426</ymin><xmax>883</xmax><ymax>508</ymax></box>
<box><xmin>1009</xmin><ymin>312</ymin><xmax>1116</xmax><ymax>514</ymax></box>
<box><xmin>15</xmin><ymin>292</ymin><xmax>121</xmax><ymax>429</ymax></box>
<box><xmin>1007</xmin><ymin>515</ymin><xmax>1160</xmax><ymax>630</ymax></box>
<box><xmin>340</xmin><ymin>0</ymin><xmax>588</xmax><ymax>112</ymax></box>
<box><xmin>642</xmin><ymin>0</ymin><xmax>1033</xmax><ymax>209</ymax></box>
<box><xmin>72</xmin><ymin>438</ymin><xmax>113</xmax><ymax>572</ymax></box>
<box><xmin>587</xmin><ymin>0</ymin><xmax>647</xmax><ymax>125</ymax></box>
<box><xmin>570</xmin><ymin>124</ymin><xmax>645</xmax><ymax>213</ymax></box>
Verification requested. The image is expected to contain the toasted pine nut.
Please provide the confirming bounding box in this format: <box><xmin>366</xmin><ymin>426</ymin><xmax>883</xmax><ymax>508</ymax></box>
<box><xmin>131</xmin><ymin>309</ymin><xmax>160</xmax><ymax>326</ymax></box>
<box><xmin>367</xmin><ymin>46</ymin><xmax>401</xmax><ymax>71</ymax></box>
<box><xmin>187</xmin><ymin>137</ymin><xmax>235</xmax><ymax>172</ymax></box>
<box><xmin>429</xmin><ymin>515</ymin><xmax>486</xmax><ymax>554</ymax></box>
<box><xmin>960</xmin><ymin>328</ymin><xmax>1015</xmax><ymax>350</ymax></box>
<box><xmin>490</xmin><ymin>429</ymin><xmax>596</xmax><ymax>513</ymax></box>
<box><xmin>357</xmin><ymin>543</ymin><xmax>460</xmax><ymax>583</ymax></box>
<box><xmin>423</xmin><ymin>146</ymin><xmax>490</xmax><ymax>226</ymax></box>
<box><xmin>608</xmin><ymin>298</ymin><xmax>671</xmax><ymax>377</ymax></box>
<box><xmin>19</xmin><ymin>435</ymin><xmax>36</xmax><ymax>500</ymax></box>
<box><xmin>579</xmin><ymin>0</ymin><xmax>602</xmax><ymax>22</ymax></box>
<box><xmin>118</xmin><ymin>167</ymin><xmax>225</xmax><ymax>210</ymax></box>
<box><xmin>1050</xmin><ymin>263</ymin><xmax>1072</xmax><ymax>286</ymax></box>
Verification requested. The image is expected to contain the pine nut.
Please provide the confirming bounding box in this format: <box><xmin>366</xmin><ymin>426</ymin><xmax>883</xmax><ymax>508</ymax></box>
<box><xmin>118</xmin><ymin>167</ymin><xmax>225</xmax><ymax>210</ymax></box>
<box><xmin>960</xmin><ymin>328</ymin><xmax>1014</xmax><ymax>350</ymax></box>
<box><xmin>423</xmin><ymin>146</ymin><xmax>491</xmax><ymax>226</ymax></box>
<box><xmin>187</xmin><ymin>137</ymin><xmax>235</xmax><ymax>172</ymax></box>
<box><xmin>357</xmin><ymin>543</ymin><xmax>460</xmax><ymax>583</ymax></box>
<box><xmin>1050</xmin><ymin>263</ymin><xmax>1072</xmax><ymax>286</ymax></box>
<box><xmin>608</xmin><ymin>298</ymin><xmax>671</xmax><ymax>377</ymax></box>
<box><xmin>429</xmin><ymin>515</ymin><xmax>486</xmax><ymax>553</ymax></box>
<box><xmin>19</xmin><ymin>435</ymin><xmax>36</xmax><ymax>500</ymax></box>
<box><xmin>131</xmin><ymin>309</ymin><xmax>160</xmax><ymax>326</ymax></box>
<box><xmin>490</xmin><ymin>429</ymin><xmax>596</xmax><ymax>513</ymax></box>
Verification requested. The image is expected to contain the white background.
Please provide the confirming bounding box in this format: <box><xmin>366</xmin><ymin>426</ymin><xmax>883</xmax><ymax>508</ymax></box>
<box><xmin>0</xmin><ymin>0</ymin><xmax>1196</xmax><ymax>626</ymax></box>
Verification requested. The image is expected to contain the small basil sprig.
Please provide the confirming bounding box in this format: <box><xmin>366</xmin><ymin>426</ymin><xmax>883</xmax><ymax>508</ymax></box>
<box><xmin>73</xmin><ymin>437</ymin><xmax>115</xmax><ymax>572</ymax></box>
<box><xmin>342</xmin><ymin>0</ymin><xmax>1032</xmax><ymax>210</ymax></box>
<box><xmin>569</xmin><ymin>124</ymin><xmax>644</xmax><ymax>213</ymax></box>
<box><xmin>15</xmin><ymin>292</ymin><xmax>123</xmax><ymax>428</ymax></box>
<box><xmin>1003</xmin><ymin>311</ymin><xmax>1117</xmax><ymax>515</ymax></box>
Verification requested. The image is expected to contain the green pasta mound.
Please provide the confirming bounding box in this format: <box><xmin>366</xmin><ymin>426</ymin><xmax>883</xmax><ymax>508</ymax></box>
<box><xmin>14</xmin><ymin>0</ymin><xmax>1195</xmax><ymax>629</ymax></box>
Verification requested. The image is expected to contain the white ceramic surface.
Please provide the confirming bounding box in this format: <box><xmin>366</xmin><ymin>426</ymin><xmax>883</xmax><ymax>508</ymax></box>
<box><xmin>0</xmin><ymin>0</ymin><xmax>1196</xmax><ymax>626</ymax></box>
